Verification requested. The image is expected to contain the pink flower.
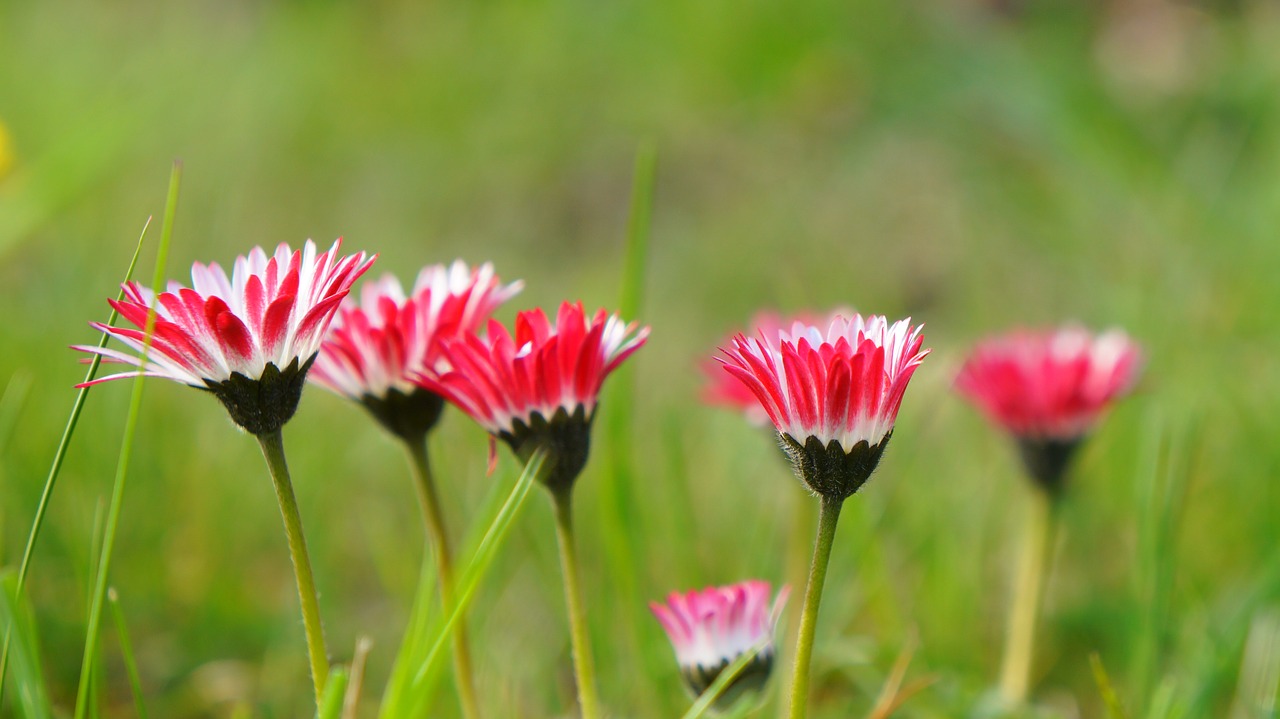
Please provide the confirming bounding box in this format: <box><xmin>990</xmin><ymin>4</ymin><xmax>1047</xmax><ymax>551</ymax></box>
<box><xmin>650</xmin><ymin>581</ymin><xmax>789</xmax><ymax>701</ymax></box>
<box><xmin>717</xmin><ymin>314</ymin><xmax>929</xmax><ymax>498</ymax></box>
<box><xmin>75</xmin><ymin>239</ymin><xmax>375</xmax><ymax>434</ymax></box>
<box><xmin>421</xmin><ymin>301</ymin><xmax>648</xmax><ymax>490</ymax></box>
<box><xmin>309</xmin><ymin>261</ymin><xmax>521</xmax><ymax>440</ymax></box>
<box><xmin>955</xmin><ymin>326</ymin><xmax>1142</xmax><ymax>488</ymax></box>
<box><xmin>955</xmin><ymin>326</ymin><xmax>1142</xmax><ymax>441</ymax></box>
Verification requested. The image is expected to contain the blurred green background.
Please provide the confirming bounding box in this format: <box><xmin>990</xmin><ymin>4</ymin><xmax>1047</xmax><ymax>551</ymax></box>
<box><xmin>3</xmin><ymin>0</ymin><xmax>1280</xmax><ymax>716</ymax></box>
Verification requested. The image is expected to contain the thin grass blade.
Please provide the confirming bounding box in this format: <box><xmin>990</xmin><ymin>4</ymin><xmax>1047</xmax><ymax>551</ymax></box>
<box><xmin>0</xmin><ymin>571</ymin><xmax>51</xmax><ymax>719</ymax></box>
<box><xmin>316</xmin><ymin>666</ymin><xmax>351</xmax><ymax>719</ymax></box>
<box><xmin>73</xmin><ymin>162</ymin><xmax>181</xmax><ymax>719</ymax></box>
<box><xmin>680</xmin><ymin>638</ymin><xmax>766</xmax><ymax>719</ymax></box>
<box><xmin>380</xmin><ymin>450</ymin><xmax>545</xmax><ymax>718</ymax></box>
<box><xmin>0</xmin><ymin>214</ymin><xmax>152</xmax><ymax>699</ymax></box>
<box><xmin>107</xmin><ymin>588</ymin><xmax>148</xmax><ymax>719</ymax></box>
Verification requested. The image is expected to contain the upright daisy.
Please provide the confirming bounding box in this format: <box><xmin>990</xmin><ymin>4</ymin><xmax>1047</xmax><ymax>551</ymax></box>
<box><xmin>424</xmin><ymin>300</ymin><xmax>648</xmax><ymax>719</ymax></box>
<box><xmin>717</xmin><ymin>313</ymin><xmax>928</xmax><ymax>719</ymax></box>
<box><xmin>309</xmin><ymin>260</ymin><xmax>519</xmax><ymax>719</ymax></box>
<box><xmin>955</xmin><ymin>326</ymin><xmax>1141</xmax><ymax>706</ymax></box>
<box><xmin>74</xmin><ymin>239</ymin><xmax>374</xmax><ymax>707</ymax></box>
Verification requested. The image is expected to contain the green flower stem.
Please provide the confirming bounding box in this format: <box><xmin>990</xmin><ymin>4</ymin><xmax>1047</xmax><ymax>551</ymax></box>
<box><xmin>550</xmin><ymin>487</ymin><xmax>602</xmax><ymax>719</ymax></box>
<box><xmin>257</xmin><ymin>429</ymin><xmax>330</xmax><ymax>709</ymax></box>
<box><xmin>788</xmin><ymin>494</ymin><xmax>845</xmax><ymax>719</ymax></box>
<box><xmin>404</xmin><ymin>437</ymin><xmax>482</xmax><ymax>719</ymax></box>
<box><xmin>998</xmin><ymin>485</ymin><xmax>1058</xmax><ymax>706</ymax></box>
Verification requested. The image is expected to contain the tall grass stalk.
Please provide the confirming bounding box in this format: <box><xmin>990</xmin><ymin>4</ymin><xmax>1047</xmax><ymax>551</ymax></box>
<box><xmin>106</xmin><ymin>588</ymin><xmax>147</xmax><ymax>719</ymax></box>
<box><xmin>0</xmin><ymin>216</ymin><xmax>151</xmax><ymax>702</ymax></box>
<box><xmin>73</xmin><ymin>163</ymin><xmax>180</xmax><ymax>719</ymax></box>
<box><xmin>788</xmin><ymin>494</ymin><xmax>844</xmax><ymax>719</ymax></box>
<box><xmin>403</xmin><ymin>437</ymin><xmax>480</xmax><ymax>719</ymax></box>
<box><xmin>997</xmin><ymin>485</ymin><xmax>1058</xmax><ymax>706</ymax></box>
<box><xmin>598</xmin><ymin>142</ymin><xmax>658</xmax><ymax>704</ymax></box>
<box><xmin>257</xmin><ymin>428</ymin><xmax>330</xmax><ymax>708</ymax></box>
<box><xmin>0</xmin><ymin>571</ymin><xmax>51</xmax><ymax>719</ymax></box>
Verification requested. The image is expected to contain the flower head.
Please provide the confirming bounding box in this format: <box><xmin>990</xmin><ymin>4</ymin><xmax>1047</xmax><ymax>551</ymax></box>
<box><xmin>955</xmin><ymin>325</ymin><xmax>1142</xmax><ymax>490</ymax></box>
<box><xmin>651</xmin><ymin>581</ymin><xmax>789</xmax><ymax>706</ymax></box>
<box><xmin>75</xmin><ymin>239</ymin><xmax>375</xmax><ymax>435</ymax></box>
<box><xmin>309</xmin><ymin>261</ymin><xmax>522</xmax><ymax>440</ymax></box>
<box><xmin>718</xmin><ymin>314</ymin><xmax>929</xmax><ymax>499</ymax></box>
<box><xmin>422</xmin><ymin>301</ymin><xmax>648</xmax><ymax>491</ymax></box>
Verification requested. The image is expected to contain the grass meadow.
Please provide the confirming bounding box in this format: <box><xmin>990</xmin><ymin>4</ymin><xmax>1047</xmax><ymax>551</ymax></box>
<box><xmin>3</xmin><ymin>0</ymin><xmax>1280</xmax><ymax>716</ymax></box>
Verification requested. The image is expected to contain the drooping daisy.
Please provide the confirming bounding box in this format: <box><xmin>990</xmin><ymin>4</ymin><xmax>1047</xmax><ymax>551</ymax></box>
<box><xmin>955</xmin><ymin>326</ymin><xmax>1142</xmax><ymax>489</ymax></box>
<box><xmin>718</xmin><ymin>314</ymin><xmax>929</xmax><ymax>499</ymax></box>
<box><xmin>310</xmin><ymin>261</ymin><xmax>522</xmax><ymax>441</ymax></box>
<box><xmin>651</xmin><ymin>581</ymin><xmax>790</xmax><ymax>707</ymax></box>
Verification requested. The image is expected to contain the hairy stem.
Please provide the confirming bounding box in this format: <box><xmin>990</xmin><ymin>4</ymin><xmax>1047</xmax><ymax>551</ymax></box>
<box><xmin>551</xmin><ymin>487</ymin><xmax>602</xmax><ymax>719</ymax></box>
<box><xmin>788</xmin><ymin>494</ymin><xmax>844</xmax><ymax>719</ymax></box>
<box><xmin>257</xmin><ymin>429</ymin><xmax>330</xmax><ymax>708</ymax></box>
<box><xmin>998</xmin><ymin>485</ymin><xmax>1058</xmax><ymax>705</ymax></box>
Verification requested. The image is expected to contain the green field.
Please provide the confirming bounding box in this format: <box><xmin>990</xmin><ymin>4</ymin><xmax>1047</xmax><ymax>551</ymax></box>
<box><xmin>3</xmin><ymin>1</ymin><xmax>1280</xmax><ymax>716</ymax></box>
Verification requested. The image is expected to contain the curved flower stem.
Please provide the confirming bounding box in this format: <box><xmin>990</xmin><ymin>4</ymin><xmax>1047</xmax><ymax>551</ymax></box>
<box><xmin>788</xmin><ymin>494</ymin><xmax>844</xmax><ymax>719</ymax></box>
<box><xmin>257</xmin><ymin>429</ymin><xmax>330</xmax><ymax>709</ymax></box>
<box><xmin>998</xmin><ymin>485</ymin><xmax>1058</xmax><ymax>706</ymax></box>
<box><xmin>404</xmin><ymin>437</ymin><xmax>482</xmax><ymax>719</ymax></box>
<box><xmin>550</xmin><ymin>487</ymin><xmax>602</xmax><ymax>719</ymax></box>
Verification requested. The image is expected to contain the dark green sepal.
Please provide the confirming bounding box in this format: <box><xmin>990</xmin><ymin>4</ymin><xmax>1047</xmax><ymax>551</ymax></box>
<box><xmin>203</xmin><ymin>355</ymin><xmax>316</xmax><ymax>436</ymax></box>
<box><xmin>498</xmin><ymin>405</ymin><xmax>592</xmax><ymax>494</ymax></box>
<box><xmin>1016</xmin><ymin>436</ymin><xmax>1079</xmax><ymax>496</ymax></box>
<box><xmin>682</xmin><ymin>650</ymin><xmax>775</xmax><ymax>710</ymax></box>
<box><xmin>778</xmin><ymin>431</ymin><xmax>891</xmax><ymax>500</ymax></box>
<box><xmin>359</xmin><ymin>387</ymin><xmax>445</xmax><ymax>443</ymax></box>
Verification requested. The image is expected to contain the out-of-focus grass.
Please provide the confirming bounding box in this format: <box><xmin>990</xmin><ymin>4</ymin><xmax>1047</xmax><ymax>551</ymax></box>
<box><xmin>3</xmin><ymin>0</ymin><xmax>1280</xmax><ymax>716</ymax></box>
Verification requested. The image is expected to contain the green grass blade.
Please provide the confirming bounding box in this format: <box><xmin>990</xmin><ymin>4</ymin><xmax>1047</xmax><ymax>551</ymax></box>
<box><xmin>1091</xmin><ymin>652</ymin><xmax>1132</xmax><ymax>719</ymax></box>
<box><xmin>107</xmin><ymin>588</ymin><xmax>148</xmax><ymax>719</ymax></box>
<box><xmin>680</xmin><ymin>639</ymin><xmax>766</xmax><ymax>719</ymax></box>
<box><xmin>0</xmin><ymin>213</ymin><xmax>152</xmax><ymax>701</ymax></box>
<box><xmin>0</xmin><ymin>571</ymin><xmax>51</xmax><ymax>719</ymax></box>
<box><xmin>316</xmin><ymin>665</ymin><xmax>351</xmax><ymax>719</ymax></box>
<box><xmin>380</xmin><ymin>449</ymin><xmax>545</xmax><ymax>718</ymax></box>
<box><xmin>597</xmin><ymin>143</ymin><xmax>658</xmax><ymax>705</ymax></box>
<box><xmin>73</xmin><ymin>161</ymin><xmax>181</xmax><ymax>719</ymax></box>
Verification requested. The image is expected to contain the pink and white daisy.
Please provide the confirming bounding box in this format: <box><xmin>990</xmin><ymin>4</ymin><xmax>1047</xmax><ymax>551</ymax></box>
<box><xmin>421</xmin><ymin>301</ymin><xmax>648</xmax><ymax>490</ymax></box>
<box><xmin>75</xmin><ymin>239</ymin><xmax>375</xmax><ymax>435</ymax></box>
<box><xmin>651</xmin><ymin>581</ymin><xmax>790</xmax><ymax>702</ymax></box>
<box><xmin>717</xmin><ymin>314</ymin><xmax>929</xmax><ymax>499</ymax></box>
<box><xmin>955</xmin><ymin>326</ymin><xmax>1142</xmax><ymax>488</ymax></box>
<box><xmin>309</xmin><ymin>261</ymin><xmax>521</xmax><ymax>440</ymax></box>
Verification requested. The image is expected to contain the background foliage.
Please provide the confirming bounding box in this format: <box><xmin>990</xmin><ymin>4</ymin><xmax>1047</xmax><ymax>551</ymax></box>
<box><xmin>3</xmin><ymin>0</ymin><xmax>1279</xmax><ymax>716</ymax></box>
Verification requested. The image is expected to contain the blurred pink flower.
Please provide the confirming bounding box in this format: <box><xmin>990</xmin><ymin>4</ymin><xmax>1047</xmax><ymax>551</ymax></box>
<box><xmin>955</xmin><ymin>326</ymin><xmax>1142</xmax><ymax>442</ymax></box>
<box><xmin>651</xmin><ymin>580</ymin><xmax>789</xmax><ymax>701</ymax></box>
